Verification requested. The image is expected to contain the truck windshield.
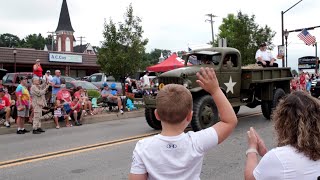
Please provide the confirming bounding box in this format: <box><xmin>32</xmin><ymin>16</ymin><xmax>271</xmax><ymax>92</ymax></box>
<box><xmin>185</xmin><ymin>53</ymin><xmax>222</xmax><ymax>66</ymax></box>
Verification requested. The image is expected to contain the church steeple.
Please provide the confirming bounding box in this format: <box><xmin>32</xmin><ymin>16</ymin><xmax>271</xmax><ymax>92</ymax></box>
<box><xmin>56</xmin><ymin>0</ymin><xmax>74</xmax><ymax>32</ymax></box>
<box><xmin>55</xmin><ymin>0</ymin><xmax>75</xmax><ymax>52</ymax></box>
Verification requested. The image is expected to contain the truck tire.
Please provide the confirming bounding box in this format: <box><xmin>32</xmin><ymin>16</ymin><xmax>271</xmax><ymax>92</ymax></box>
<box><xmin>145</xmin><ymin>108</ymin><xmax>162</xmax><ymax>130</ymax></box>
<box><xmin>233</xmin><ymin>106</ymin><xmax>240</xmax><ymax>115</ymax></box>
<box><xmin>191</xmin><ymin>95</ymin><xmax>219</xmax><ymax>131</ymax></box>
<box><xmin>261</xmin><ymin>101</ymin><xmax>272</xmax><ymax>119</ymax></box>
<box><xmin>261</xmin><ymin>88</ymin><xmax>286</xmax><ymax>120</ymax></box>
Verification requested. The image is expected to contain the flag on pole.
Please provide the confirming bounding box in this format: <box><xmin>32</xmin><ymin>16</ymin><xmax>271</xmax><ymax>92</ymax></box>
<box><xmin>297</xmin><ymin>29</ymin><xmax>316</xmax><ymax>46</ymax></box>
<box><xmin>188</xmin><ymin>47</ymin><xmax>192</xmax><ymax>52</ymax></box>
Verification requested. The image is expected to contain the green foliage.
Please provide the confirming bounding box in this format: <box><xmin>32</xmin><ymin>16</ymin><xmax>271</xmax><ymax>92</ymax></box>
<box><xmin>0</xmin><ymin>33</ymin><xmax>52</xmax><ymax>50</ymax></box>
<box><xmin>87</xmin><ymin>89</ymin><xmax>100</xmax><ymax>98</ymax></box>
<box><xmin>0</xmin><ymin>33</ymin><xmax>21</xmax><ymax>47</ymax></box>
<box><xmin>146</xmin><ymin>48</ymin><xmax>172</xmax><ymax>64</ymax></box>
<box><xmin>98</xmin><ymin>4</ymin><xmax>148</xmax><ymax>80</ymax></box>
<box><xmin>216</xmin><ymin>11</ymin><xmax>276</xmax><ymax>65</ymax></box>
<box><xmin>22</xmin><ymin>33</ymin><xmax>47</xmax><ymax>50</ymax></box>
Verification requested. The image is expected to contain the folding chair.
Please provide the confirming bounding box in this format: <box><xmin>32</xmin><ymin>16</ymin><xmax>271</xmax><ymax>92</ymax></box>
<box><xmin>91</xmin><ymin>97</ymin><xmax>104</xmax><ymax>114</ymax></box>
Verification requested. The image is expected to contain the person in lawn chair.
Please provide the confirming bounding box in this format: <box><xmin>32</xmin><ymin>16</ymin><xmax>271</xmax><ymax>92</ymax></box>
<box><xmin>100</xmin><ymin>82</ymin><xmax>124</xmax><ymax>114</ymax></box>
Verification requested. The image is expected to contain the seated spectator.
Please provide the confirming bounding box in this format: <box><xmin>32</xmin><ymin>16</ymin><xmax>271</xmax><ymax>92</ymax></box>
<box><xmin>53</xmin><ymin>99</ymin><xmax>71</xmax><ymax>129</ymax></box>
<box><xmin>245</xmin><ymin>91</ymin><xmax>320</xmax><ymax>180</ymax></box>
<box><xmin>70</xmin><ymin>97</ymin><xmax>85</xmax><ymax>126</ymax></box>
<box><xmin>74</xmin><ymin>86</ymin><xmax>93</xmax><ymax>115</ymax></box>
<box><xmin>56</xmin><ymin>84</ymin><xmax>72</xmax><ymax>104</ymax></box>
<box><xmin>0</xmin><ymin>88</ymin><xmax>11</xmax><ymax>128</ymax></box>
<box><xmin>101</xmin><ymin>82</ymin><xmax>124</xmax><ymax>114</ymax></box>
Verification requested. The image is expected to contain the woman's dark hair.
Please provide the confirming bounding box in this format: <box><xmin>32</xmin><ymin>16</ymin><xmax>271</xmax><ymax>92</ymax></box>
<box><xmin>272</xmin><ymin>91</ymin><xmax>320</xmax><ymax>161</ymax></box>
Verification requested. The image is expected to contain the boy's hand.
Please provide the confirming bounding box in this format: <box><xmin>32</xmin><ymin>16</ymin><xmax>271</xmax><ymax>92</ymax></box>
<box><xmin>196</xmin><ymin>67</ymin><xmax>220</xmax><ymax>95</ymax></box>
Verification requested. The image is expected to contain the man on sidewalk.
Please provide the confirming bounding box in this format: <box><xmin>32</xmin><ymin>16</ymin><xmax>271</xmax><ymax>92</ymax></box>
<box><xmin>0</xmin><ymin>88</ymin><xmax>11</xmax><ymax>128</ymax></box>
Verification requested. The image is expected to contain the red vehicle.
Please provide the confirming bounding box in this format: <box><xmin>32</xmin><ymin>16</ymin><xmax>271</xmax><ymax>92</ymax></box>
<box><xmin>1</xmin><ymin>72</ymin><xmax>33</xmax><ymax>100</ymax></box>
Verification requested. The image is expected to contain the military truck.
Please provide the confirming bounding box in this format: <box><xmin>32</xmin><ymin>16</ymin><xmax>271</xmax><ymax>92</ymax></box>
<box><xmin>144</xmin><ymin>47</ymin><xmax>293</xmax><ymax>131</ymax></box>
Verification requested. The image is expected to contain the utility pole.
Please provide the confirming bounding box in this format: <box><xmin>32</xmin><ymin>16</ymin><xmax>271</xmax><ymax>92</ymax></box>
<box><xmin>315</xmin><ymin>42</ymin><xmax>318</xmax><ymax>74</ymax></box>
<box><xmin>47</xmin><ymin>31</ymin><xmax>55</xmax><ymax>51</ymax></box>
<box><xmin>205</xmin><ymin>14</ymin><xmax>217</xmax><ymax>46</ymax></box>
<box><xmin>77</xmin><ymin>36</ymin><xmax>86</xmax><ymax>52</ymax></box>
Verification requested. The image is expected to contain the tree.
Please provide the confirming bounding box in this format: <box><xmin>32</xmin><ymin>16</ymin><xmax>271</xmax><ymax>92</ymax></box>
<box><xmin>0</xmin><ymin>33</ymin><xmax>21</xmax><ymax>47</ymax></box>
<box><xmin>21</xmin><ymin>33</ymin><xmax>47</xmax><ymax>50</ymax></box>
<box><xmin>216</xmin><ymin>11</ymin><xmax>276</xmax><ymax>65</ymax></box>
<box><xmin>98</xmin><ymin>4</ymin><xmax>148</xmax><ymax>82</ymax></box>
<box><xmin>147</xmin><ymin>48</ymin><xmax>171</xmax><ymax>64</ymax></box>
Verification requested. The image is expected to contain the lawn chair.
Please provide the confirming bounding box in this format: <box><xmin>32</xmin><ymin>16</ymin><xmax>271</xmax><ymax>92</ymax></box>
<box><xmin>91</xmin><ymin>97</ymin><xmax>104</xmax><ymax>114</ymax></box>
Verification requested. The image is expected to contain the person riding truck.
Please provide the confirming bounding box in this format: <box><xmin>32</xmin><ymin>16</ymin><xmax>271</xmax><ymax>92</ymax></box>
<box><xmin>255</xmin><ymin>43</ymin><xmax>278</xmax><ymax>67</ymax></box>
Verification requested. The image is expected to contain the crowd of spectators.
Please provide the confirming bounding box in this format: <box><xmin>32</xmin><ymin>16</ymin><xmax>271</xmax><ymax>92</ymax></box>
<box><xmin>291</xmin><ymin>71</ymin><xmax>319</xmax><ymax>93</ymax></box>
<box><xmin>0</xmin><ymin>59</ymin><xmax>139</xmax><ymax>134</ymax></box>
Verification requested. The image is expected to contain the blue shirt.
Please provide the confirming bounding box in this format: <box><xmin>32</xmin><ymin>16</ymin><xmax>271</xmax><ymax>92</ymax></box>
<box><xmin>51</xmin><ymin>76</ymin><xmax>61</xmax><ymax>95</ymax></box>
<box><xmin>101</xmin><ymin>89</ymin><xmax>111</xmax><ymax>96</ymax></box>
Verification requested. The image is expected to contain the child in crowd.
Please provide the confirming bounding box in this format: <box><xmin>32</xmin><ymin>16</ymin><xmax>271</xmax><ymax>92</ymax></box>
<box><xmin>306</xmin><ymin>79</ymin><xmax>312</xmax><ymax>94</ymax></box>
<box><xmin>129</xmin><ymin>67</ymin><xmax>238</xmax><ymax>180</ymax></box>
<box><xmin>70</xmin><ymin>97</ymin><xmax>85</xmax><ymax>126</ymax></box>
<box><xmin>53</xmin><ymin>99</ymin><xmax>72</xmax><ymax>129</ymax></box>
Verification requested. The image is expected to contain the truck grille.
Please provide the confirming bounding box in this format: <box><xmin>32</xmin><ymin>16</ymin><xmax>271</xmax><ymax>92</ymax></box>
<box><xmin>158</xmin><ymin>77</ymin><xmax>183</xmax><ymax>85</ymax></box>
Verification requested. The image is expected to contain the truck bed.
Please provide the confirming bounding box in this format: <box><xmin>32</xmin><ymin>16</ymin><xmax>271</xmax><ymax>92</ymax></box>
<box><xmin>242</xmin><ymin>67</ymin><xmax>293</xmax><ymax>83</ymax></box>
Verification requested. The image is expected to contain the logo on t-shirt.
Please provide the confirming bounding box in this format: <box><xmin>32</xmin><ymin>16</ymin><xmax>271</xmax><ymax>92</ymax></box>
<box><xmin>166</xmin><ymin>144</ymin><xmax>177</xmax><ymax>149</ymax></box>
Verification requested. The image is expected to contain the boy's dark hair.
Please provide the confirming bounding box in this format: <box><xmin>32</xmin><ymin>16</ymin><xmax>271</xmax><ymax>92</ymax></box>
<box><xmin>156</xmin><ymin>84</ymin><xmax>192</xmax><ymax>124</ymax></box>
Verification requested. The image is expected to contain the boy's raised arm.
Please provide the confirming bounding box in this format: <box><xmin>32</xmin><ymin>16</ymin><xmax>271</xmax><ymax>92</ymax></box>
<box><xmin>196</xmin><ymin>67</ymin><xmax>238</xmax><ymax>144</ymax></box>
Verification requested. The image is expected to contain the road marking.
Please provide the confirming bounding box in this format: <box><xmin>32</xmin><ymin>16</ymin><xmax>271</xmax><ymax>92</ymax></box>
<box><xmin>0</xmin><ymin>112</ymin><xmax>262</xmax><ymax>169</ymax></box>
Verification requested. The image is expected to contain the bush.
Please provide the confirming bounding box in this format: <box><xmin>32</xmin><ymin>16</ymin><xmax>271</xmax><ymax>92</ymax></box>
<box><xmin>87</xmin><ymin>89</ymin><xmax>100</xmax><ymax>99</ymax></box>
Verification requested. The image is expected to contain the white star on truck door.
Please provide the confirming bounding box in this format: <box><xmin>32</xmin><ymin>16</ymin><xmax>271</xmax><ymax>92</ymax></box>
<box><xmin>224</xmin><ymin>76</ymin><xmax>237</xmax><ymax>94</ymax></box>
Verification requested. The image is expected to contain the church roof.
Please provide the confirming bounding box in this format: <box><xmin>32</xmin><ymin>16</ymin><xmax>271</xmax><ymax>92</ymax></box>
<box><xmin>55</xmin><ymin>0</ymin><xmax>74</xmax><ymax>32</ymax></box>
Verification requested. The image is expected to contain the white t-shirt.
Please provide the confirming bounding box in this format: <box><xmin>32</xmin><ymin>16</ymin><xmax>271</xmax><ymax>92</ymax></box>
<box><xmin>254</xmin><ymin>145</ymin><xmax>320</xmax><ymax>180</ymax></box>
<box><xmin>143</xmin><ymin>74</ymin><xmax>150</xmax><ymax>87</ymax></box>
<box><xmin>43</xmin><ymin>74</ymin><xmax>53</xmax><ymax>83</ymax></box>
<box><xmin>255</xmin><ymin>49</ymin><xmax>274</xmax><ymax>62</ymax></box>
<box><xmin>130</xmin><ymin>127</ymin><xmax>218</xmax><ymax>180</ymax></box>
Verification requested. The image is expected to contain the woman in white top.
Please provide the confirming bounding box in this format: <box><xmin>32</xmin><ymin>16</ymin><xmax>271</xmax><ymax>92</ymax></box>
<box><xmin>245</xmin><ymin>91</ymin><xmax>320</xmax><ymax>180</ymax></box>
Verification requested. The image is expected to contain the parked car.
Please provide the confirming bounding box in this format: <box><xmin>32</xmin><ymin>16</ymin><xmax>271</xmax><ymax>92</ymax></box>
<box><xmin>310</xmin><ymin>79</ymin><xmax>320</xmax><ymax>98</ymax></box>
<box><xmin>87</xmin><ymin>73</ymin><xmax>122</xmax><ymax>92</ymax></box>
<box><xmin>66</xmin><ymin>80</ymin><xmax>100</xmax><ymax>98</ymax></box>
<box><xmin>60</xmin><ymin>76</ymin><xmax>76</xmax><ymax>83</ymax></box>
<box><xmin>2</xmin><ymin>72</ymin><xmax>33</xmax><ymax>99</ymax></box>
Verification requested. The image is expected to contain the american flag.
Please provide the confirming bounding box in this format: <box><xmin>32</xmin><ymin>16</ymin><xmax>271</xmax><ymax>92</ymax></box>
<box><xmin>297</xmin><ymin>29</ymin><xmax>316</xmax><ymax>46</ymax></box>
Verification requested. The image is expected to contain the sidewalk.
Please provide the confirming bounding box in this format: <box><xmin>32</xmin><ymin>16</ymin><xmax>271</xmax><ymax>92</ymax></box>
<box><xmin>0</xmin><ymin>109</ymin><xmax>145</xmax><ymax>135</ymax></box>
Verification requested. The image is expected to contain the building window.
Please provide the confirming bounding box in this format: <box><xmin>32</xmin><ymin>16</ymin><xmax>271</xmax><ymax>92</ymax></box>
<box><xmin>66</xmin><ymin>37</ymin><xmax>71</xmax><ymax>52</ymax></box>
<box><xmin>58</xmin><ymin>37</ymin><xmax>62</xmax><ymax>51</ymax></box>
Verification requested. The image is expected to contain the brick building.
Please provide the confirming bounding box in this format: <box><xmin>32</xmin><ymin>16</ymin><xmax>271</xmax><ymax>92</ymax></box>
<box><xmin>0</xmin><ymin>0</ymin><xmax>100</xmax><ymax>78</ymax></box>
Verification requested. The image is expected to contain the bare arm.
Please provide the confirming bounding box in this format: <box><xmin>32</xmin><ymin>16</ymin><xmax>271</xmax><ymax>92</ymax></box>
<box><xmin>128</xmin><ymin>174</ymin><xmax>148</xmax><ymax>180</ymax></box>
<box><xmin>196</xmin><ymin>67</ymin><xmax>238</xmax><ymax>144</ymax></box>
<box><xmin>245</xmin><ymin>154</ymin><xmax>258</xmax><ymax>180</ymax></box>
<box><xmin>211</xmin><ymin>89</ymin><xmax>238</xmax><ymax>144</ymax></box>
<box><xmin>33</xmin><ymin>64</ymin><xmax>38</xmax><ymax>71</ymax></box>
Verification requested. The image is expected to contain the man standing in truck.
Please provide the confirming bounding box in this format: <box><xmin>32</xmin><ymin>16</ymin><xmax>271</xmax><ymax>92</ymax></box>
<box><xmin>255</xmin><ymin>43</ymin><xmax>278</xmax><ymax>67</ymax></box>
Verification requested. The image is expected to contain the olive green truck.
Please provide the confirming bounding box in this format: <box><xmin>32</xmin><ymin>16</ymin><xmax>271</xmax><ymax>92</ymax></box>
<box><xmin>144</xmin><ymin>47</ymin><xmax>293</xmax><ymax>131</ymax></box>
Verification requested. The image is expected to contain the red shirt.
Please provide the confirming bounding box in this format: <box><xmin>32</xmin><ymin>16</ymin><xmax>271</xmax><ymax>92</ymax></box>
<box><xmin>71</xmin><ymin>101</ymin><xmax>81</xmax><ymax>112</ymax></box>
<box><xmin>33</xmin><ymin>65</ymin><xmax>43</xmax><ymax>77</ymax></box>
<box><xmin>300</xmin><ymin>74</ymin><xmax>306</xmax><ymax>84</ymax></box>
<box><xmin>74</xmin><ymin>91</ymin><xmax>81</xmax><ymax>99</ymax></box>
<box><xmin>57</xmin><ymin>90</ymin><xmax>72</xmax><ymax>103</ymax></box>
<box><xmin>0</xmin><ymin>96</ymin><xmax>10</xmax><ymax>110</ymax></box>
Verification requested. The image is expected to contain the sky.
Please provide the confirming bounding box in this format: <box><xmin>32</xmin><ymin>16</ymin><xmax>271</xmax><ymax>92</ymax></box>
<box><xmin>0</xmin><ymin>0</ymin><xmax>319</xmax><ymax>70</ymax></box>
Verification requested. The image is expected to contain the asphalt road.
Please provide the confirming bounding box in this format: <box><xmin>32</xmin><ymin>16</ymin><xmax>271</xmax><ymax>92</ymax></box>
<box><xmin>0</xmin><ymin>106</ymin><xmax>276</xmax><ymax>180</ymax></box>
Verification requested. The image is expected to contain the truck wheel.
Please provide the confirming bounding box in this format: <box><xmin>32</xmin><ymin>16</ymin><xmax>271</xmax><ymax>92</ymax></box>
<box><xmin>261</xmin><ymin>88</ymin><xmax>286</xmax><ymax>120</ymax></box>
<box><xmin>261</xmin><ymin>101</ymin><xmax>272</xmax><ymax>119</ymax></box>
<box><xmin>145</xmin><ymin>108</ymin><xmax>162</xmax><ymax>130</ymax></box>
<box><xmin>191</xmin><ymin>95</ymin><xmax>219</xmax><ymax>131</ymax></box>
<box><xmin>233</xmin><ymin>106</ymin><xmax>240</xmax><ymax>115</ymax></box>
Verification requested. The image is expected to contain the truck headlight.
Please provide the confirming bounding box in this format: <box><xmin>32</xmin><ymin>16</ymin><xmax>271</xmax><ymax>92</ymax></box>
<box><xmin>183</xmin><ymin>80</ymin><xmax>191</xmax><ymax>88</ymax></box>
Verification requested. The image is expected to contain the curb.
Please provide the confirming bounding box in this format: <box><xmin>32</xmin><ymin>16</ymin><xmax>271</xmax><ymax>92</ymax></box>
<box><xmin>0</xmin><ymin>109</ymin><xmax>145</xmax><ymax>135</ymax></box>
